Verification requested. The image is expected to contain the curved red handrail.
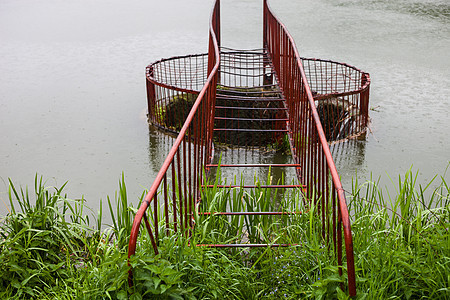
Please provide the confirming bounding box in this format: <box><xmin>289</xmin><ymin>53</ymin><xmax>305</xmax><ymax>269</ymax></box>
<box><xmin>263</xmin><ymin>0</ymin><xmax>356</xmax><ymax>295</ymax></box>
<box><xmin>127</xmin><ymin>0</ymin><xmax>221</xmax><ymax>286</ymax></box>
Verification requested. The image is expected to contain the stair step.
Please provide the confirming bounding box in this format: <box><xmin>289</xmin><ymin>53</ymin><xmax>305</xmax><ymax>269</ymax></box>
<box><xmin>216</xmin><ymin>95</ymin><xmax>285</xmax><ymax>101</ymax></box>
<box><xmin>201</xmin><ymin>184</ymin><xmax>305</xmax><ymax>189</ymax></box>
<box><xmin>214</xmin><ymin>117</ymin><xmax>288</xmax><ymax>122</ymax></box>
<box><xmin>217</xmin><ymin>82</ymin><xmax>279</xmax><ymax>90</ymax></box>
<box><xmin>213</xmin><ymin>128</ymin><xmax>288</xmax><ymax>132</ymax></box>
<box><xmin>198</xmin><ymin>211</ymin><xmax>303</xmax><ymax>216</ymax></box>
<box><xmin>216</xmin><ymin>89</ymin><xmax>282</xmax><ymax>96</ymax></box>
<box><xmin>196</xmin><ymin>243</ymin><xmax>297</xmax><ymax>248</ymax></box>
<box><xmin>215</xmin><ymin>106</ymin><xmax>287</xmax><ymax>110</ymax></box>
<box><xmin>206</xmin><ymin>163</ymin><xmax>301</xmax><ymax>168</ymax></box>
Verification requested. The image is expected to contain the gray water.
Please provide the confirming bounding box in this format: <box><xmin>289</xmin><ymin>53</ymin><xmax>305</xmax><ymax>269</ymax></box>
<box><xmin>1</xmin><ymin>0</ymin><xmax>449</xmax><ymax>216</ymax></box>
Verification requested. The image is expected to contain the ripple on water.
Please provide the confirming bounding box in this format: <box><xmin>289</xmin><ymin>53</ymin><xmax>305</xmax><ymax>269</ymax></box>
<box><xmin>335</xmin><ymin>0</ymin><xmax>450</xmax><ymax>22</ymax></box>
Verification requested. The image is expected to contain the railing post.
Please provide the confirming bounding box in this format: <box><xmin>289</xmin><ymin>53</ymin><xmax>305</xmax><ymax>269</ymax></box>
<box><xmin>263</xmin><ymin>0</ymin><xmax>267</xmax><ymax>49</ymax></box>
<box><xmin>216</xmin><ymin>0</ymin><xmax>221</xmax><ymax>48</ymax></box>
<box><xmin>361</xmin><ymin>72</ymin><xmax>370</xmax><ymax>128</ymax></box>
<box><xmin>146</xmin><ymin>66</ymin><xmax>156</xmax><ymax>123</ymax></box>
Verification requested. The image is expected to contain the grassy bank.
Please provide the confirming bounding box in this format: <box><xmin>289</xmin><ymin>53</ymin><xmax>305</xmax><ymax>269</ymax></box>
<box><xmin>0</xmin><ymin>169</ymin><xmax>448</xmax><ymax>299</ymax></box>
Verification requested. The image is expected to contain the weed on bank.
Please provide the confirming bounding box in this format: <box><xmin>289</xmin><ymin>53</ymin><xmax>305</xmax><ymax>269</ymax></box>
<box><xmin>0</xmin><ymin>169</ymin><xmax>448</xmax><ymax>299</ymax></box>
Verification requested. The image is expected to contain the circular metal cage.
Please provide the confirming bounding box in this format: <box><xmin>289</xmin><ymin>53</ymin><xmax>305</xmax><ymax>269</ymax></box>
<box><xmin>145</xmin><ymin>51</ymin><xmax>370</xmax><ymax>143</ymax></box>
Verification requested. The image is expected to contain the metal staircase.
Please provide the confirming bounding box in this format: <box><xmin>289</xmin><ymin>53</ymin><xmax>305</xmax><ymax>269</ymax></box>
<box><xmin>128</xmin><ymin>0</ymin><xmax>371</xmax><ymax>296</ymax></box>
<box><xmin>197</xmin><ymin>48</ymin><xmax>306</xmax><ymax>248</ymax></box>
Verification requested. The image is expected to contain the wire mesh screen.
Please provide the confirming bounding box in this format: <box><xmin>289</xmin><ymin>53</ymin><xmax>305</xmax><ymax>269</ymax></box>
<box><xmin>301</xmin><ymin>58</ymin><xmax>370</xmax><ymax>142</ymax></box>
<box><xmin>149</xmin><ymin>54</ymin><xmax>209</xmax><ymax>92</ymax></box>
<box><xmin>146</xmin><ymin>54</ymin><xmax>209</xmax><ymax>132</ymax></box>
<box><xmin>214</xmin><ymin>48</ymin><xmax>287</xmax><ymax>148</ymax></box>
<box><xmin>146</xmin><ymin>54</ymin><xmax>369</xmax><ymax>144</ymax></box>
<box><xmin>219</xmin><ymin>47</ymin><xmax>274</xmax><ymax>88</ymax></box>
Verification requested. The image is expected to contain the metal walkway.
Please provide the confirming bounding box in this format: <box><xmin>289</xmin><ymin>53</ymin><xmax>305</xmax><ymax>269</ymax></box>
<box><xmin>199</xmin><ymin>47</ymin><xmax>305</xmax><ymax>248</ymax></box>
<box><xmin>128</xmin><ymin>0</ymin><xmax>370</xmax><ymax>296</ymax></box>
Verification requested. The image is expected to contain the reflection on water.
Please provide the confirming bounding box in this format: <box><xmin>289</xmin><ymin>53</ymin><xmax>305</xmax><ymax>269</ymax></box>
<box><xmin>210</xmin><ymin>148</ymin><xmax>296</xmax><ymax>186</ymax></box>
<box><xmin>147</xmin><ymin>126</ymin><xmax>177</xmax><ymax>174</ymax></box>
<box><xmin>208</xmin><ymin>147</ymin><xmax>298</xmax><ymax>207</ymax></box>
<box><xmin>0</xmin><ymin>0</ymin><xmax>211</xmax><ymax>215</ymax></box>
<box><xmin>331</xmin><ymin>139</ymin><xmax>366</xmax><ymax>170</ymax></box>
<box><xmin>271</xmin><ymin>0</ymin><xmax>450</xmax><ymax>190</ymax></box>
<box><xmin>330</xmin><ymin>139</ymin><xmax>367</xmax><ymax>190</ymax></box>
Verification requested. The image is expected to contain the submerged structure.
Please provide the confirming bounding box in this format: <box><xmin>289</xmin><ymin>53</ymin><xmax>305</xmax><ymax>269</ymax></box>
<box><xmin>129</xmin><ymin>0</ymin><xmax>370</xmax><ymax>296</ymax></box>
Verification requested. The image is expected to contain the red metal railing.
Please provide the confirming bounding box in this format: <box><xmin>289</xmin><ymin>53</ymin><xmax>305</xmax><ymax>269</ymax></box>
<box><xmin>127</xmin><ymin>0</ymin><xmax>220</xmax><ymax>285</ymax></box>
<box><xmin>263</xmin><ymin>0</ymin><xmax>356</xmax><ymax>296</ymax></box>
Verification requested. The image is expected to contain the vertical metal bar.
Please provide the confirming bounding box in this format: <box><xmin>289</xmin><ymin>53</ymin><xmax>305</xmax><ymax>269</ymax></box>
<box><xmin>188</xmin><ymin>127</ymin><xmax>193</xmax><ymax>228</ymax></box>
<box><xmin>146</xmin><ymin>66</ymin><xmax>156</xmax><ymax>123</ymax></box>
<box><xmin>321</xmin><ymin>144</ymin><xmax>325</xmax><ymax>240</ymax></box>
<box><xmin>143</xmin><ymin>212</ymin><xmax>159</xmax><ymax>255</ymax></box>
<box><xmin>172</xmin><ymin>162</ymin><xmax>178</xmax><ymax>233</ymax></box>
<box><xmin>362</xmin><ymin>73</ymin><xmax>370</xmax><ymax>128</ymax></box>
<box><xmin>194</xmin><ymin>114</ymin><xmax>199</xmax><ymax>203</ymax></box>
<box><xmin>164</xmin><ymin>174</ymin><xmax>169</xmax><ymax>235</ymax></box>
<box><xmin>326</xmin><ymin>167</ymin><xmax>330</xmax><ymax>245</ymax></box>
<box><xmin>177</xmin><ymin>149</ymin><xmax>183</xmax><ymax>232</ymax></box>
<box><xmin>263</xmin><ymin>0</ymin><xmax>267</xmax><ymax>49</ymax></box>
<box><xmin>333</xmin><ymin>187</ymin><xmax>337</xmax><ymax>251</ymax></box>
<box><xmin>337</xmin><ymin>196</ymin><xmax>343</xmax><ymax>277</ymax></box>
<box><xmin>199</xmin><ymin>87</ymin><xmax>205</xmax><ymax>183</ymax></box>
<box><xmin>154</xmin><ymin>189</ymin><xmax>158</xmax><ymax>243</ymax></box>
<box><xmin>183</xmin><ymin>139</ymin><xmax>188</xmax><ymax>232</ymax></box>
<box><xmin>216</xmin><ymin>0</ymin><xmax>221</xmax><ymax>48</ymax></box>
<box><xmin>308</xmin><ymin>115</ymin><xmax>313</xmax><ymax>200</ymax></box>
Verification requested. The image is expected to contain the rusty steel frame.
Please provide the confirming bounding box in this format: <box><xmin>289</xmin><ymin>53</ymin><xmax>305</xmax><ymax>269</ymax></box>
<box><xmin>197</xmin><ymin>243</ymin><xmax>297</xmax><ymax>248</ymax></box>
<box><xmin>263</xmin><ymin>0</ymin><xmax>356</xmax><ymax>295</ymax></box>
<box><xmin>147</xmin><ymin>53</ymin><xmax>370</xmax><ymax>144</ymax></box>
<box><xmin>127</xmin><ymin>0</ymin><xmax>221</xmax><ymax>286</ymax></box>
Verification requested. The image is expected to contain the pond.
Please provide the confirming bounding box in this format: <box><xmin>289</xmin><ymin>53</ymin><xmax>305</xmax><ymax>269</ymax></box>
<box><xmin>1</xmin><ymin>0</ymin><xmax>449</xmax><ymax>216</ymax></box>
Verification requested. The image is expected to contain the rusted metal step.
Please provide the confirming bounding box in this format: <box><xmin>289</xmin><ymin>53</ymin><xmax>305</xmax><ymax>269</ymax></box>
<box><xmin>214</xmin><ymin>117</ymin><xmax>288</xmax><ymax>122</ymax></box>
<box><xmin>206</xmin><ymin>163</ymin><xmax>300</xmax><ymax>168</ymax></box>
<box><xmin>215</xmin><ymin>106</ymin><xmax>287</xmax><ymax>110</ymax></box>
<box><xmin>217</xmin><ymin>89</ymin><xmax>282</xmax><ymax>96</ymax></box>
<box><xmin>216</xmin><ymin>95</ymin><xmax>284</xmax><ymax>102</ymax></box>
<box><xmin>213</xmin><ymin>128</ymin><xmax>288</xmax><ymax>132</ymax></box>
<box><xmin>196</xmin><ymin>243</ymin><xmax>297</xmax><ymax>248</ymax></box>
<box><xmin>198</xmin><ymin>211</ymin><xmax>303</xmax><ymax>216</ymax></box>
<box><xmin>201</xmin><ymin>184</ymin><xmax>305</xmax><ymax>188</ymax></box>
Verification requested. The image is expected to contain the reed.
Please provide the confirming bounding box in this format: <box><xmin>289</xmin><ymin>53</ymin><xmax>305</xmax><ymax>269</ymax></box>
<box><xmin>0</xmin><ymin>168</ymin><xmax>448</xmax><ymax>299</ymax></box>
<box><xmin>348</xmin><ymin>167</ymin><xmax>449</xmax><ymax>299</ymax></box>
<box><xmin>107</xmin><ymin>172</ymin><xmax>142</xmax><ymax>249</ymax></box>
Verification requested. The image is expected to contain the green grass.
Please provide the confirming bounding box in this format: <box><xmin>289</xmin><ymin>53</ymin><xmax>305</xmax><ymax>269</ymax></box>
<box><xmin>0</xmin><ymin>168</ymin><xmax>448</xmax><ymax>299</ymax></box>
<box><xmin>195</xmin><ymin>167</ymin><xmax>306</xmax><ymax>246</ymax></box>
<box><xmin>348</xmin><ymin>168</ymin><xmax>450</xmax><ymax>299</ymax></box>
